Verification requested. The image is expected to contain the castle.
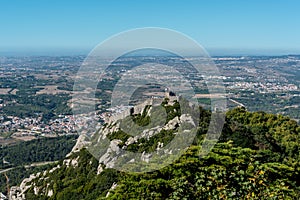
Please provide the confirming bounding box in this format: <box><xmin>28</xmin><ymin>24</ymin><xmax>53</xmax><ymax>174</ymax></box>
<box><xmin>106</xmin><ymin>88</ymin><xmax>178</xmax><ymax>123</ymax></box>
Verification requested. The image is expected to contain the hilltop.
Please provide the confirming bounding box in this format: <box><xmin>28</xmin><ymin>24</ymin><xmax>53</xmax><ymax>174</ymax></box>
<box><xmin>9</xmin><ymin>99</ymin><xmax>300</xmax><ymax>199</ymax></box>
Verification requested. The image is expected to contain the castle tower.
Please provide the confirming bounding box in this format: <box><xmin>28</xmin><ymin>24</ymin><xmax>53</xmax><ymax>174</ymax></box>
<box><xmin>165</xmin><ymin>87</ymin><xmax>170</xmax><ymax>99</ymax></box>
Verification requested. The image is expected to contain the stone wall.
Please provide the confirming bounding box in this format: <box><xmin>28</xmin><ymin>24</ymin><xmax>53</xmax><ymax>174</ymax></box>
<box><xmin>107</xmin><ymin>98</ymin><xmax>154</xmax><ymax>123</ymax></box>
<box><xmin>107</xmin><ymin>95</ymin><xmax>178</xmax><ymax>124</ymax></box>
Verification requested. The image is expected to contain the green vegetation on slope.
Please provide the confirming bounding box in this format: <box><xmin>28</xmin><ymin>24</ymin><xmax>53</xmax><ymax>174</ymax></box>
<box><xmin>26</xmin><ymin>149</ymin><xmax>119</xmax><ymax>200</ymax></box>
<box><xmin>0</xmin><ymin>135</ymin><xmax>78</xmax><ymax>169</ymax></box>
<box><xmin>24</xmin><ymin>107</ymin><xmax>300</xmax><ymax>199</ymax></box>
<box><xmin>0</xmin><ymin>135</ymin><xmax>78</xmax><ymax>195</ymax></box>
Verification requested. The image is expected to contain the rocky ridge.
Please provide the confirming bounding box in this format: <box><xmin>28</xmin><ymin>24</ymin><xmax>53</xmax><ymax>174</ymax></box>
<box><xmin>9</xmin><ymin>98</ymin><xmax>197</xmax><ymax>199</ymax></box>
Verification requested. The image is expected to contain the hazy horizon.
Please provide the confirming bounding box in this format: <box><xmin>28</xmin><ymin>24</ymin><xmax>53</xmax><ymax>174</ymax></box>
<box><xmin>1</xmin><ymin>47</ymin><xmax>300</xmax><ymax>57</ymax></box>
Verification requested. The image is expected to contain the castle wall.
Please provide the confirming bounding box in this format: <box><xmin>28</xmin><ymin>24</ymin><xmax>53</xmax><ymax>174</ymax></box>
<box><xmin>106</xmin><ymin>94</ymin><xmax>178</xmax><ymax>124</ymax></box>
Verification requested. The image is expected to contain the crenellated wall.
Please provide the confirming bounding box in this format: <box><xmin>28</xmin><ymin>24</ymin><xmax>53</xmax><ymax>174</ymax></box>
<box><xmin>106</xmin><ymin>91</ymin><xmax>179</xmax><ymax>124</ymax></box>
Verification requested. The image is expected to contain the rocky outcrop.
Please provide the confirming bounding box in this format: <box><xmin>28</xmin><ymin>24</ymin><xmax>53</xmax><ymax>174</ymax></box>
<box><xmin>94</xmin><ymin>102</ymin><xmax>196</xmax><ymax>173</ymax></box>
<box><xmin>63</xmin><ymin>156</ymin><xmax>79</xmax><ymax>168</ymax></box>
<box><xmin>11</xmin><ymin>98</ymin><xmax>197</xmax><ymax>198</ymax></box>
<box><xmin>9</xmin><ymin>172</ymin><xmax>44</xmax><ymax>200</ymax></box>
<box><xmin>67</xmin><ymin>134</ymin><xmax>91</xmax><ymax>157</ymax></box>
<box><xmin>99</xmin><ymin>139</ymin><xmax>122</xmax><ymax>169</ymax></box>
<box><xmin>105</xmin><ymin>182</ymin><xmax>118</xmax><ymax>198</ymax></box>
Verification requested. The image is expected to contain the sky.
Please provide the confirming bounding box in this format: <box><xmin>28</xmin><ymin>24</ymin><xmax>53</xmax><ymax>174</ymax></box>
<box><xmin>1</xmin><ymin>0</ymin><xmax>300</xmax><ymax>55</ymax></box>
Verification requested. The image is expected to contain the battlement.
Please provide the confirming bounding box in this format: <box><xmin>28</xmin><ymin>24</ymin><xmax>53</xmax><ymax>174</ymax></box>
<box><xmin>106</xmin><ymin>98</ymin><xmax>154</xmax><ymax>123</ymax></box>
<box><xmin>105</xmin><ymin>89</ymin><xmax>179</xmax><ymax>124</ymax></box>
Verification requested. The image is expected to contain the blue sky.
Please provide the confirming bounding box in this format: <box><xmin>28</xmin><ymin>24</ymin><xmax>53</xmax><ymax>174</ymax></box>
<box><xmin>1</xmin><ymin>0</ymin><xmax>300</xmax><ymax>55</ymax></box>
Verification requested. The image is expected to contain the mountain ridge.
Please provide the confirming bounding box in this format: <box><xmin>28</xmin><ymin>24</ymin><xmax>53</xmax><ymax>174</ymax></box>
<box><xmin>8</xmin><ymin>101</ymin><xmax>300</xmax><ymax>199</ymax></box>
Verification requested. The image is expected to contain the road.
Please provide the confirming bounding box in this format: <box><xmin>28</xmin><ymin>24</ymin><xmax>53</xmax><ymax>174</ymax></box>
<box><xmin>0</xmin><ymin>161</ymin><xmax>58</xmax><ymax>174</ymax></box>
